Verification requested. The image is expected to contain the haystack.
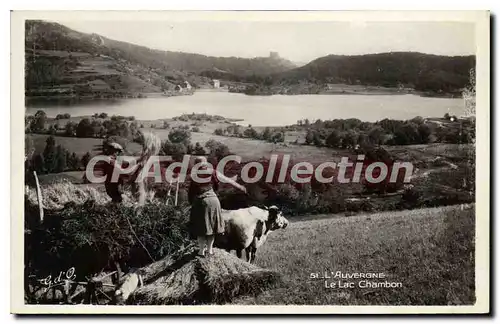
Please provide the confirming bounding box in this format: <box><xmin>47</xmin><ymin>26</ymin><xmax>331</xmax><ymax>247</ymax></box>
<box><xmin>25</xmin><ymin>181</ymin><xmax>113</xmax><ymax>210</ymax></box>
<box><xmin>124</xmin><ymin>245</ymin><xmax>282</xmax><ymax>305</ymax></box>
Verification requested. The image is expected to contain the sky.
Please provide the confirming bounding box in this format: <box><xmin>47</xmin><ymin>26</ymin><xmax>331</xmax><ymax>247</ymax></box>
<box><xmin>56</xmin><ymin>20</ymin><xmax>476</xmax><ymax>63</ymax></box>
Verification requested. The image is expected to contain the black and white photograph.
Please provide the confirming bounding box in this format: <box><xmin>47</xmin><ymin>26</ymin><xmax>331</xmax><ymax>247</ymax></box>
<box><xmin>11</xmin><ymin>10</ymin><xmax>490</xmax><ymax>314</ymax></box>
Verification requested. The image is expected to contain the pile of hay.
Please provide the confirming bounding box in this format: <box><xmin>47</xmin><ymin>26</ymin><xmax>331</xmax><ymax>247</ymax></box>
<box><xmin>127</xmin><ymin>245</ymin><xmax>282</xmax><ymax>305</ymax></box>
<box><xmin>24</xmin><ymin>182</ymin><xmax>192</xmax><ymax>283</ymax></box>
<box><xmin>24</xmin><ymin>181</ymin><xmax>140</xmax><ymax>211</ymax></box>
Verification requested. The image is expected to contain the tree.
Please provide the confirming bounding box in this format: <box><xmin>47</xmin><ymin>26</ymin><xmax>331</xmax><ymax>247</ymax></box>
<box><xmin>305</xmin><ymin>130</ymin><xmax>314</xmax><ymax>145</ymax></box>
<box><xmin>193</xmin><ymin>142</ymin><xmax>206</xmax><ymax>155</ymax></box>
<box><xmin>48</xmin><ymin>124</ymin><xmax>57</xmax><ymax>135</ymax></box>
<box><xmin>56</xmin><ymin>113</ymin><xmax>71</xmax><ymax>120</ymax></box>
<box><xmin>368</xmin><ymin>126</ymin><xmax>385</xmax><ymax>146</ymax></box>
<box><xmin>81</xmin><ymin>152</ymin><xmax>91</xmax><ymax>169</ymax></box>
<box><xmin>261</xmin><ymin>127</ymin><xmax>272</xmax><ymax>141</ymax></box>
<box><xmin>43</xmin><ymin>136</ymin><xmax>57</xmax><ymax>173</ymax></box>
<box><xmin>244</xmin><ymin>127</ymin><xmax>259</xmax><ymax>139</ymax></box>
<box><xmin>205</xmin><ymin>139</ymin><xmax>230</xmax><ymax>161</ymax></box>
<box><xmin>65</xmin><ymin>121</ymin><xmax>77</xmax><ymax>136</ymax></box>
<box><xmin>31</xmin><ymin>153</ymin><xmax>45</xmax><ymax>174</ymax></box>
<box><xmin>410</xmin><ymin>116</ymin><xmax>425</xmax><ymax>125</ymax></box>
<box><xmin>393</xmin><ymin>123</ymin><xmax>419</xmax><ymax>145</ymax></box>
<box><xmin>168</xmin><ymin>128</ymin><xmax>191</xmax><ymax>144</ymax></box>
<box><xmin>342</xmin><ymin>130</ymin><xmax>358</xmax><ymax>149</ymax></box>
<box><xmin>271</xmin><ymin>132</ymin><xmax>285</xmax><ymax>143</ymax></box>
<box><xmin>76</xmin><ymin>118</ymin><xmax>94</xmax><ymax>137</ymax></box>
<box><xmin>417</xmin><ymin>123</ymin><xmax>432</xmax><ymax>144</ymax></box>
<box><xmin>312</xmin><ymin>131</ymin><xmax>324</xmax><ymax>147</ymax></box>
<box><xmin>161</xmin><ymin>140</ymin><xmax>187</xmax><ymax>161</ymax></box>
<box><xmin>326</xmin><ymin>129</ymin><xmax>341</xmax><ymax>148</ymax></box>
<box><xmin>54</xmin><ymin>145</ymin><xmax>67</xmax><ymax>173</ymax></box>
<box><xmin>30</xmin><ymin>110</ymin><xmax>47</xmax><ymax>132</ymax></box>
<box><xmin>68</xmin><ymin>152</ymin><xmax>81</xmax><ymax>170</ymax></box>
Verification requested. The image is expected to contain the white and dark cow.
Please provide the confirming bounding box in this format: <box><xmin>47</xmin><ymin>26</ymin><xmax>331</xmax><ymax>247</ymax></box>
<box><xmin>214</xmin><ymin>205</ymin><xmax>288</xmax><ymax>263</ymax></box>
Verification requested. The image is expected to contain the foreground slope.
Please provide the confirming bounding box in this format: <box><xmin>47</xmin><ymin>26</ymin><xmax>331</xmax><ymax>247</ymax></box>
<box><xmin>236</xmin><ymin>204</ymin><xmax>475</xmax><ymax>305</ymax></box>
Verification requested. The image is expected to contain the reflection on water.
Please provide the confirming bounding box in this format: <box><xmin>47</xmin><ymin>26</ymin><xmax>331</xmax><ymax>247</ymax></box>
<box><xmin>26</xmin><ymin>92</ymin><xmax>465</xmax><ymax>126</ymax></box>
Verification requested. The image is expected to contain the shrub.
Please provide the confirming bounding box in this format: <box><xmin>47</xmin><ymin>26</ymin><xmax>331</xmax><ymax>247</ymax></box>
<box><xmin>55</xmin><ymin>113</ymin><xmax>71</xmax><ymax>120</ymax></box>
<box><xmin>162</xmin><ymin>141</ymin><xmax>188</xmax><ymax>161</ymax></box>
<box><xmin>270</xmin><ymin>131</ymin><xmax>285</xmax><ymax>143</ymax></box>
<box><xmin>205</xmin><ymin>140</ymin><xmax>230</xmax><ymax>161</ymax></box>
<box><xmin>168</xmin><ymin>128</ymin><xmax>191</xmax><ymax>144</ymax></box>
<box><xmin>244</xmin><ymin>127</ymin><xmax>259</xmax><ymax>139</ymax></box>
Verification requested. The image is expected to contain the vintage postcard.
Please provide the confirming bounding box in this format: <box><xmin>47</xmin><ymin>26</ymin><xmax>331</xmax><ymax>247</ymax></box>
<box><xmin>11</xmin><ymin>10</ymin><xmax>490</xmax><ymax>314</ymax></box>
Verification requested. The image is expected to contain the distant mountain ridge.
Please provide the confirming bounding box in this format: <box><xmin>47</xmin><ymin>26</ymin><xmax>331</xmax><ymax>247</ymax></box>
<box><xmin>25</xmin><ymin>20</ymin><xmax>475</xmax><ymax>99</ymax></box>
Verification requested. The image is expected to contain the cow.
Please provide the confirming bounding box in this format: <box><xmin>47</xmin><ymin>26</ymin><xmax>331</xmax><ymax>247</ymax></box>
<box><xmin>214</xmin><ymin>205</ymin><xmax>288</xmax><ymax>263</ymax></box>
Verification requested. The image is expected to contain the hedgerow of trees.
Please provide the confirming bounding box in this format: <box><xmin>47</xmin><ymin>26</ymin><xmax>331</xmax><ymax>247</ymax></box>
<box><xmin>26</xmin><ymin>111</ymin><xmax>141</xmax><ymax>140</ymax></box>
<box><xmin>214</xmin><ymin>125</ymin><xmax>285</xmax><ymax>144</ymax></box>
<box><xmin>25</xmin><ymin>135</ymin><xmax>91</xmax><ymax>175</ymax></box>
<box><xmin>298</xmin><ymin>115</ymin><xmax>474</xmax><ymax>148</ymax></box>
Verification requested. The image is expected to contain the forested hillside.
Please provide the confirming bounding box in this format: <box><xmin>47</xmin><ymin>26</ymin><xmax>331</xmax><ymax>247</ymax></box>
<box><xmin>25</xmin><ymin>20</ymin><xmax>475</xmax><ymax>99</ymax></box>
<box><xmin>25</xmin><ymin>20</ymin><xmax>296</xmax><ymax>99</ymax></box>
<box><xmin>273</xmin><ymin>52</ymin><xmax>475</xmax><ymax>94</ymax></box>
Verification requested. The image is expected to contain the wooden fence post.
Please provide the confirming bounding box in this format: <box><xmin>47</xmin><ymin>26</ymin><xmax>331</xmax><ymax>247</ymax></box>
<box><xmin>166</xmin><ymin>178</ymin><xmax>173</xmax><ymax>206</ymax></box>
<box><xmin>174</xmin><ymin>178</ymin><xmax>179</xmax><ymax>206</ymax></box>
<box><xmin>33</xmin><ymin>171</ymin><xmax>44</xmax><ymax>223</ymax></box>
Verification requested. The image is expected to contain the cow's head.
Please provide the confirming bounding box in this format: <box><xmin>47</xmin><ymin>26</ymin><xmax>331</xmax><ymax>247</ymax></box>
<box><xmin>266</xmin><ymin>205</ymin><xmax>289</xmax><ymax>230</ymax></box>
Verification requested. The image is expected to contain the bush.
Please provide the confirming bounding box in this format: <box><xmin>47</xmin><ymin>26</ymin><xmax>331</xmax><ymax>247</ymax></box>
<box><xmin>205</xmin><ymin>140</ymin><xmax>230</xmax><ymax>161</ymax></box>
<box><xmin>55</xmin><ymin>113</ymin><xmax>71</xmax><ymax>120</ymax></box>
<box><xmin>345</xmin><ymin>199</ymin><xmax>375</xmax><ymax>213</ymax></box>
<box><xmin>270</xmin><ymin>131</ymin><xmax>285</xmax><ymax>143</ymax></box>
<box><xmin>168</xmin><ymin>128</ymin><xmax>191</xmax><ymax>144</ymax></box>
<box><xmin>244</xmin><ymin>127</ymin><xmax>259</xmax><ymax>139</ymax></box>
<box><xmin>162</xmin><ymin>141</ymin><xmax>188</xmax><ymax>160</ymax></box>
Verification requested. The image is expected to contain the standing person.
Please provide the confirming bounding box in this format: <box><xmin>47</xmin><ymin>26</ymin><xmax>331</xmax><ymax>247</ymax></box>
<box><xmin>188</xmin><ymin>156</ymin><xmax>246</xmax><ymax>256</ymax></box>
<box><xmin>103</xmin><ymin>142</ymin><xmax>125</xmax><ymax>203</ymax></box>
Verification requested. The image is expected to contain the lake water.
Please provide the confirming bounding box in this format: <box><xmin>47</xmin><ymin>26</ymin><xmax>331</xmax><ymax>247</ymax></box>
<box><xmin>26</xmin><ymin>92</ymin><xmax>466</xmax><ymax>126</ymax></box>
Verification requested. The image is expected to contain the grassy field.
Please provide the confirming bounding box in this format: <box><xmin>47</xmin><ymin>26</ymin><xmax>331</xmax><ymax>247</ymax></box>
<box><xmin>234</xmin><ymin>204</ymin><xmax>475</xmax><ymax>305</ymax></box>
<box><xmin>26</xmin><ymin>134</ymin><xmax>143</xmax><ymax>157</ymax></box>
<box><xmin>27</xmin><ymin>128</ymin><xmax>343</xmax><ymax>163</ymax></box>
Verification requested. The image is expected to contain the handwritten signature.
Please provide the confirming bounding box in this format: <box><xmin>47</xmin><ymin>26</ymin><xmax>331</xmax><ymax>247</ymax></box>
<box><xmin>35</xmin><ymin>267</ymin><xmax>77</xmax><ymax>292</ymax></box>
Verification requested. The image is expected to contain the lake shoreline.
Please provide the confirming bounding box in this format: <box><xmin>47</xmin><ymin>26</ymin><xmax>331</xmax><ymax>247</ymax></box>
<box><xmin>26</xmin><ymin>91</ymin><xmax>466</xmax><ymax>127</ymax></box>
<box><xmin>26</xmin><ymin>83</ymin><xmax>464</xmax><ymax>105</ymax></box>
